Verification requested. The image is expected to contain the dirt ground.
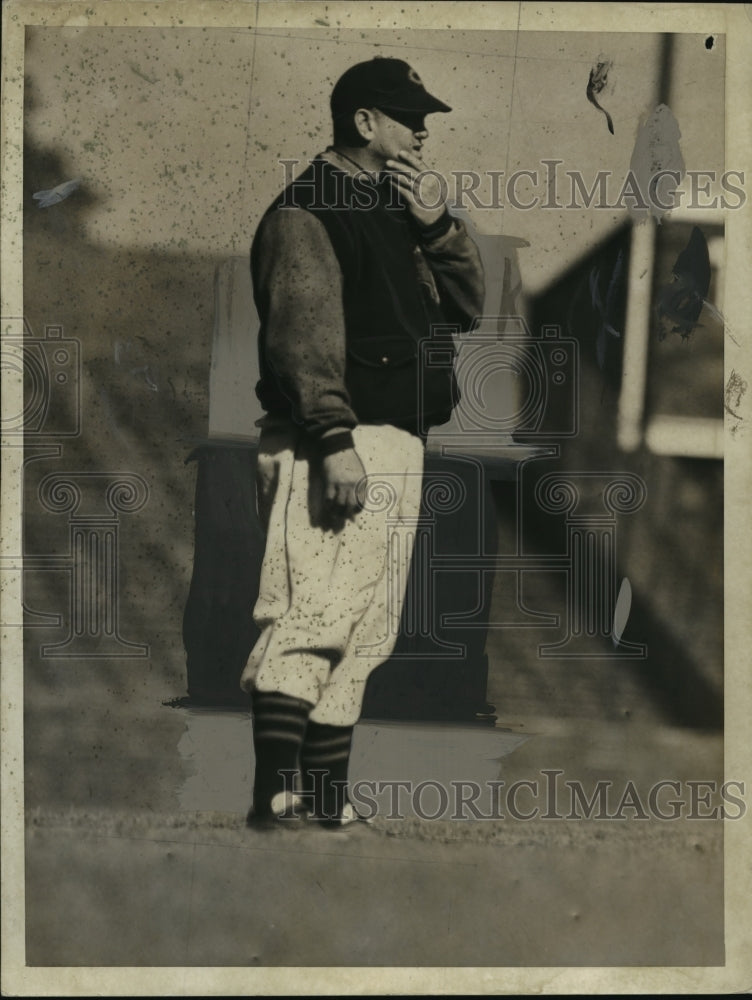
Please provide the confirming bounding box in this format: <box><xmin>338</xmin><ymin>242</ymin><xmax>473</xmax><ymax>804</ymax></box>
<box><xmin>22</xmin><ymin>655</ymin><xmax>726</xmax><ymax>972</ymax></box>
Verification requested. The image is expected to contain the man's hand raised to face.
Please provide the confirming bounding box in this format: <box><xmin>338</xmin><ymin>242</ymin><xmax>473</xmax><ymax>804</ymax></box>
<box><xmin>385</xmin><ymin>149</ymin><xmax>448</xmax><ymax>228</ymax></box>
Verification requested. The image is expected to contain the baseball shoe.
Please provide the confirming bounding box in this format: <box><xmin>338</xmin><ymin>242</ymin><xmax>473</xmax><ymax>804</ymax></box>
<box><xmin>245</xmin><ymin>790</ymin><xmax>309</xmax><ymax>830</ymax></box>
<box><xmin>308</xmin><ymin>801</ymin><xmax>375</xmax><ymax>831</ymax></box>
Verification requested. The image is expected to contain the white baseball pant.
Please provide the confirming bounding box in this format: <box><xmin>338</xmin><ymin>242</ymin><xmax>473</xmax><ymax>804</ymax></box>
<box><xmin>240</xmin><ymin>418</ymin><xmax>424</xmax><ymax>726</ymax></box>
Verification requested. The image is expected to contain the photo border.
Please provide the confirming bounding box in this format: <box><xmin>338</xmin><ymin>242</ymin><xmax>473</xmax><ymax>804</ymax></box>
<box><xmin>2</xmin><ymin>1</ymin><xmax>750</xmax><ymax>994</ymax></box>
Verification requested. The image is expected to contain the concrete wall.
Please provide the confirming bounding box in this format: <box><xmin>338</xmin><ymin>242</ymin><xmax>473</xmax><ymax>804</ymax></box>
<box><xmin>20</xmin><ymin>22</ymin><xmax>727</xmax><ymax>710</ymax></box>
<box><xmin>24</xmin><ymin>27</ymin><xmax>724</xmax><ymax>295</ymax></box>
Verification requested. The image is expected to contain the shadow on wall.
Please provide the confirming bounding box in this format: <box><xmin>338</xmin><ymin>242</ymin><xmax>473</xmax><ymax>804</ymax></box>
<box><xmin>21</xmin><ymin>118</ymin><xmax>219</xmax><ymax>692</ymax></box>
<box><xmin>518</xmin><ymin>224</ymin><xmax>723</xmax><ymax>729</ymax></box>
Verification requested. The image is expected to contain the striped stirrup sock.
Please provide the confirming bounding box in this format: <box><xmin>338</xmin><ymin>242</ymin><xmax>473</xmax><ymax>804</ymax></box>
<box><xmin>300</xmin><ymin>721</ymin><xmax>355</xmax><ymax>821</ymax></box>
<box><xmin>251</xmin><ymin>690</ymin><xmax>311</xmax><ymax>817</ymax></box>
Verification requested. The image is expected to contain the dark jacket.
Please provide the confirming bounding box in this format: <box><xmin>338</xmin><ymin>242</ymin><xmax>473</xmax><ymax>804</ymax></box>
<box><xmin>251</xmin><ymin>153</ymin><xmax>485</xmax><ymax>437</ymax></box>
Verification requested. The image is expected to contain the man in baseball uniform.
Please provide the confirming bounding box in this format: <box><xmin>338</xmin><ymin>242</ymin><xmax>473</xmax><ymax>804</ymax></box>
<box><xmin>241</xmin><ymin>57</ymin><xmax>485</xmax><ymax>827</ymax></box>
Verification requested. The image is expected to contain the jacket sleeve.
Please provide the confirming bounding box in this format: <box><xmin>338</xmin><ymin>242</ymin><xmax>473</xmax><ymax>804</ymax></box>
<box><xmin>252</xmin><ymin>207</ymin><xmax>358</xmax><ymax>436</ymax></box>
<box><xmin>416</xmin><ymin>214</ymin><xmax>485</xmax><ymax>331</ymax></box>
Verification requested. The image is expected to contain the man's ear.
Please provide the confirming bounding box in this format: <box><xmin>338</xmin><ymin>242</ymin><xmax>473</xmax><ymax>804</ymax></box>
<box><xmin>353</xmin><ymin>108</ymin><xmax>377</xmax><ymax>142</ymax></box>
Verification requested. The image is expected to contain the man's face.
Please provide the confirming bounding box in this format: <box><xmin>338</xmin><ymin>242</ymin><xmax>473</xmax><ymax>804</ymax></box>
<box><xmin>366</xmin><ymin>108</ymin><xmax>429</xmax><ymax>165</ymax></box>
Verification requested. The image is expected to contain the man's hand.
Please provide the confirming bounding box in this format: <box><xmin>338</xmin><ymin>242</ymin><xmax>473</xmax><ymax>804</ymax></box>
<box><xmin>385</xmin><ymin>149</ymin><xmax>448</xmax><ymax>227</ymax></box>
<box><xmin>322</xmin><ymin>448</ymin><xmax>367</xmax><ymax>520</ymax></box>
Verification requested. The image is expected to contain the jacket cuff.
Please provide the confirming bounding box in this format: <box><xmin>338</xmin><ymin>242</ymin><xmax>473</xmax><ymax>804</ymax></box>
<box><xmin>414</xmin><ymin>209</ymin><xmax>454</xmax><ymax>243</ymax></box>
<box><xmin>317</xmin><ymin>430</ymin><xmax>355</xmax><ymax>457</ymax></box>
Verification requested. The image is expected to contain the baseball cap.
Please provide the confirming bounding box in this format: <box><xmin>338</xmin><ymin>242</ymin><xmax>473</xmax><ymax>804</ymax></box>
<box><xmin>330</xmin><ymin>58</ymin><xmax>451</xmax><ymax>117</ymax></box>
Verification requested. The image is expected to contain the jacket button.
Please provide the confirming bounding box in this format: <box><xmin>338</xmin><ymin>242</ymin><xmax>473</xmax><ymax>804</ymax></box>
<box><xmin>381</xmin><ymin>356</ymin><xmax>389</xmax><ymax>365</ymax></box>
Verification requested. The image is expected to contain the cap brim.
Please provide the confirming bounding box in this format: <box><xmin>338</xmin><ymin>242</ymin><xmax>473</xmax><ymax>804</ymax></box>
<box><xmin>380</xmin><ymin>92</ymin><xmax>452</xmax><ymax>114</ymax></box>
